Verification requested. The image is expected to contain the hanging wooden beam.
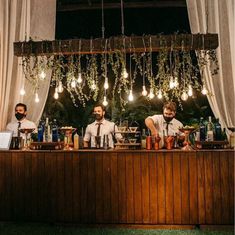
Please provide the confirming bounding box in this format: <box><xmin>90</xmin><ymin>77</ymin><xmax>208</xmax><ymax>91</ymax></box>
<box><xmin>14</xmin><ymin>34</ymin><xmax>218</xmax><ymax>57</ymax></box>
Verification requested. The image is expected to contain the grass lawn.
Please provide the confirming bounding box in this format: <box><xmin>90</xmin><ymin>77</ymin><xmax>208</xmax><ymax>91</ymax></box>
<box><xmin>0</xmin><ymin>223</ymin><xmax>234</xmax><ymax>235</ymax></box>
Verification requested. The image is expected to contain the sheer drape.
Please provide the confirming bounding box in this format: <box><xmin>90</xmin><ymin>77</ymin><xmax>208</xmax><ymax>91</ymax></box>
<box><xmin>186</xmin><ymin>0</ymin><xmax>235</xmax><ymax>129</ymax></box>
<box><xmin>0</xmin><ymin>0</ymin><xmax>56</xmax><ymax>131</ymax></box>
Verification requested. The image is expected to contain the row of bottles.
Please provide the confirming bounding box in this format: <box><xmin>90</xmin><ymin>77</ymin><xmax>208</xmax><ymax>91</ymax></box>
<box><xmin>199</xmin><ymin>116</ymin><xmax>226</xmax><ymax>142</ymax></box>
<box><xmin>38</xmin><ymin>118</ymin><xmax>59</xmax><ymax>142</ymax></box>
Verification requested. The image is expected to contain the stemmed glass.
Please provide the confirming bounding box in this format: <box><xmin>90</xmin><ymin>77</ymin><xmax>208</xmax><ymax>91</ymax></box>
<box><xmin>60</xmin><ymin>127</ymin><xmax>76</xmax><ymax>150</ymax></box>
<box><xmin>19</xmin><ymin>128</ymin><xmax>35</xmax><ymax>150</ymax></box>
<box><xmin>179</xmin><ymin>127</ymin><xmax>195</xmax><ymax>151</ymax></box>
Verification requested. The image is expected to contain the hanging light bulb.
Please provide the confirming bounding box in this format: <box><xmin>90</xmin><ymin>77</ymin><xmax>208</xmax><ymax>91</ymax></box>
<box><xmin>181</xmin><ymin>91</ymin><xmax>188</xmax><ymax>101</ymax></box>
<box><xmin>201</xmin><ymin>85</ymin><xmax>208</xmax><ymax>95</ymax></box>
<box><xmin>54</xmin><ymin>88</ymin><xmax>59</xmax><ymax>99</ymax></box>
<box><xmin>39</xmin><ymin>70</ymin><xmax>46</xmax><ymax>80</ymax></box>
<box><xmin>128</xmin><ymin>90</ymin><xmax>134</xmax><ymax>101</ymax></box>
<box><xmin>91</xmin><ymin>81</ymin><xmax>96</xmax><ymax>90</ymax></box>
<box><xmin>71</xmin><ymin>79</ymin><xmax>76</xmax><ymax>88</ymax></box>
<box><xmin>102</xmin><ymin>96</ymin><xmax>108</xmax><ymax>106</ymax></box>
<box><xmin>104</xmin><ymin>77</ymin><xmax>109</xmax><ymax>89</ymax></box>
<box><xmin>169</xmin><ymin>76</ymin><xmax>175</xmax><ymax>89</ymax></box>
<box><xmin>157</xmin><ymin>90</ymin><xmax>163</xmax><ymax>99</ymax></box>
<box><xmin>77</xmin><ymin>73</ymin><xmax>82</xmax><ymax>83</ymax></box>
<box><xmin>58</xmin><ymin>81</ymin><xmax>64</xmax><ymax>93</ymax></box>
<box><xmin>188</xmin><ymin>85</ymin><xmax>193</xmax><ymax>97</ymax></box>
<box><xmin>35</xmin><ymin>93</ymin><xmax>40</xmax><ymax>103</ymax></box>
<box><xmin>20</xmin><ymin>87</ymin><xmax>25</xmax><ymax>96</ymax></box>
<box><xmin>141</xmin><ymin>85</ymin><xmax>148</xmax><ymax>96</ymax></box>
<box><xmin>122</xmin><ymin>68</ymin><xmax>128</xmax><ymax>78</ymax></box>
<box><xmin>148</xmin><ymin>89</ymin><xmax>154</xmax><ymax>99</ymax></box>
<box><xmin>174</xmin><ymin>77</ymin><xmax>179</xmax><ymax>87</ymax></box>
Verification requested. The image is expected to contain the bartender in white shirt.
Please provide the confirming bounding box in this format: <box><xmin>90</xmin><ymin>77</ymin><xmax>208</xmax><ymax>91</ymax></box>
<box><xmin>6</xmin><ymin>103</ymin><xmax>37</xmax><ymax>137</ymax></box>
<box><xmin>83</xmin><ymin>104</ymin><xmax>122</xmax><ymax>148</ymax></box>
<box><xmin>145</xmin><ymin>101</ymin><xmax>184</xmax><ymax>146</ymax></box>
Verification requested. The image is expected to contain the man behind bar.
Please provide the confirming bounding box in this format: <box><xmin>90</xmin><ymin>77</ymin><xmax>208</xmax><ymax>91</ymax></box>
<box><xmin>83</xmin><ymin>104</ymin><xmax>122</xmax><ymax>148</ymax></box>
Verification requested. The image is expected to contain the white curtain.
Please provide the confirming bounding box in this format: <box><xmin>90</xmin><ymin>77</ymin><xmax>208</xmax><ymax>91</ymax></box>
<box><xmin>186</xmin><ymin>0</ymin><xmax>235</xmax><ymax>129</ymax></box>
<box><xmin>0</xmin><ymin>0</ymin><xmax>56</xmax><ymax>131</ymax></box>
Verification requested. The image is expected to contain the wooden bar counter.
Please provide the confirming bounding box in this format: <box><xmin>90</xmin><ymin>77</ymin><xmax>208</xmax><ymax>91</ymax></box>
<box><xmin>0</xmin><ymin>149</ymin><xmax>234</xmax><ymax>225</ymax></box>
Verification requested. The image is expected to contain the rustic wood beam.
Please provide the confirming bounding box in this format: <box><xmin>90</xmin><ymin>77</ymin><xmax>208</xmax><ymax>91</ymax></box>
<box><xmin>14</xmin><ymin>34</ymin><xmax>218</xmax><ymax>57</ymax></box>
<box><xmin>57</xmin><ymin>1</ymin><xmax>186</xmax><ymax>12</ymax></box>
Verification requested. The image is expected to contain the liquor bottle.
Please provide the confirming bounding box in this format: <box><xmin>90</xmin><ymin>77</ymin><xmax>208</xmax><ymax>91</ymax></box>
<box><xmin>141</xmin><ymin>129</ymin><xmax>147</xmax><ymax>149</ymax></box>
<box><xmin>73</xmin><ymin>133</ymin><xmax>79</xmax><ymax>149</ymax></box>
<box><xmin>199</xmin><ymin>117</ymin><xmax>206</xmax><ymax>141</ymax></box>
<box><xmin>206</xmin><ymin>116</ymin><xmax>214</xmax><ymax>141</ymax></box>
<box><xmin>51</xmin><ymin>119</ymin><xmax>58</xmax><ymax>142</ymax></box>
<box><xmin>44</xmin><ymin>117</ymin><xmax>51</xmax><ymax>142</ymax></box>
<box><xmin>37</xmin><ymin>120</ymin><xmax>44</xmax><ymax>142</ymax></box>
<box><xmin>214</xmin><ymin>118</ymin><xmax>222</xmax><ymax>141</ymax></box>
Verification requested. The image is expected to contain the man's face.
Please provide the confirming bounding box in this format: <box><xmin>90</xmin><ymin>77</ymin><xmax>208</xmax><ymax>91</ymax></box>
<box><xmin>93</xmin><ymin>106</ymin><xmax>105</xmax><ymax>121</ymax></box>
<box><xmin>15</xmin><ymin>105</ymin><xmax>26</xmax><ymax>121</ymax></box>
<box><xmin>163</xmin><ymin>108</ymin><xmax>175</xmax><ymax>122</ymax></box>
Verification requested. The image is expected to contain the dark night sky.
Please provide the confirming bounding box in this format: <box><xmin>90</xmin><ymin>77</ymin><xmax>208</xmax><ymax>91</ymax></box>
<box><xmin>56</xmin><ymin>7</ymin><xmax>190</xmax><ymax>39</ymax></box>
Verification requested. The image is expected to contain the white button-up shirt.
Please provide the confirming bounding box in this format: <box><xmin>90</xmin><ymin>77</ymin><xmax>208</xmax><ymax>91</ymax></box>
<box><xmin>6</xmin><ymin>118</ymin><xmax>37</xmax><ymax>137</ymax></box>
<box><xmin>83</xmin><ymin>119</ymin><xmax>122</xmax><ymax>148</ymax></box>
<box><xmin>147</xmin><ymin>114</ymin><xmax>183</xmax><ymax>136</ymax></box>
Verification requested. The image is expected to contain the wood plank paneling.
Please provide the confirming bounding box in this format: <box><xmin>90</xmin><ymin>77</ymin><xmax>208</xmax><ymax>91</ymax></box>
<box><xmin>110</xmin><ymin>152</ymin><xmax>118</xmax><ymax>223</ymax></box>
<box><xmin>149</xmin><ymin>152</ymin><xmax>158</xmax><ymax>224</ymax></box>
<box><xmin>212</xmin><ymin>151</ymin><xmax>222</xmax><ymax>224</ymax></box>
<box><xmin>141</xmin><ymin>152</ymin><xmax>150</xmax><ymax>223</ymax></box>
<box><xmin>126</xmin><ymin>153</ymin><xmax>134</xmax><ymax>223</ymax></box>
<box><xmin>165</xmin><ymin>152</ymin><xmax>173</xmax><ymax>224</ymax></box>
<box><xmin>189</xmin><ymin>152</ymin><xmax>198</xmax><ymax>224</ymax></box>
<box><xmin>197</xmin><ymin>151</ymin><xmax>205</xmax><ymax>224</ymax></box>
<box><xmin>228</xmin><ymin>152</ymin><xmax>234</xmax><ymax>224</ymax></box>
<box><xmin>173</xmin><ymin>152</ymin><xmax>181</xmax><ymax>224</ymax></box>
<box><xmin>181</xmin><ymin>152</ymin><xmax>189</xmax><ymax>224</ymax></box>
<box><xmin>204</xmin><ymin>151</ymin><xmax>214</xmax><ymax>224</ymax></box>
<box><xmin>157</xmin><ymin>152</ymin><xmax>166</xmax><ymax>224</ymax></box>
<box><xmin>72</xmin><ymin>152</ymin><xmax>80</xmax><ymax>222</ymax></box>
<box><xmin>117</xmin><ymin>153</ymin><xmax>127</xmax><ymax>222</ymax></box>
<box><xmin>220</xmin><ymin>152</ymin><xmax>230</xmax><ymax>224</ymax></box>
<box><xmin>133</xmin><ymin>152</ymin><xmax>142</xmax><ymax>223</ymax></box>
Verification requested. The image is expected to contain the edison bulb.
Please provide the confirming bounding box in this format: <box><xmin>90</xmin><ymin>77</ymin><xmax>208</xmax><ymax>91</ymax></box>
<box><xmin>71</xmin><ymin>79</ymin><xmax>76</xmax><ymax>88</ymax></box>
<box><xmin>104</xmin><ymin>78</ymin><xmax>109</xmax><ymax>89</ymax></box>
<box><xmin>39</xmin><ymin>70</ymin><xmax>46</xmax><ymax>80</ymax></box>
<box><xmin>169</xmin><ymin>76</ymin><xmax>175</xmax><ymax>89</ymax></box>
<box><xmin>128</xmin><ymin>90</ymin><xmax>134</xmax><ymax>101</ymax></box>
<box><xmin>181</xmin><ymin>91</ymin><xmax>188</xmax><ymax>101</ymax></box>
<box><xmin>35</xmin><ymin>93</ymin><xmax>40</xmax><ymax>103</ymax></box>
<box><xmin>122</xmin><ymin>68</ymin><xmax>128</xmax><ymax>78</ymax></box>
<box><xmin>157</xmin><ymin>90</ymin><xmax>163</xmax><ymax>99</ymax></box>
<box><xmin>201</xmin><ymin>86</ymin><xmax>208</xmax><ymax>95</ymax></box>
<box><xmin>20</xmin><ymin>88</ymin><xmax>25</xmax><ymax>96</ymax></box>
<box><xmin>148</xmin><ymin>89</ymin><xmax>154</xmax><ymax>99</ymax></box>
<box><xmin>77</xmin><ymin>73</ymin><xmax>82</xmax><ymax>83</ymax></box>
<box><xmin>58</xmin><ymin>81</ymin><xmax>64</xmax><ymax>93</ymax></box>
<box><xmin>102</xmin><ymin>96</ymin><xmax>108</xmax><ymax>106</ymax></box>
<box><xmin>188</xmin><ymin>85</ymin><xmax>193</xmax><ymax>97</ymax></box>
<box><xmin>54</xmin><ymin>88</ymin><xmax>59</xmax><ymax>99</ymax></box>
<box><xmin>142</xmin><ymin>85</ymin><xmax>148</xmax><ymax>96</ymax></box>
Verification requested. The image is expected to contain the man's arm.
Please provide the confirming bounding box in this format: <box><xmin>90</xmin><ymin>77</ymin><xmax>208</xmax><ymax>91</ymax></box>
<box><xmin>83</xmin><ymin>126</ymin><xmax>90</xmax><ymax>148</ymax></box>
<box><xmin>145</xmin><ymin>117</ymin><xmax>158</xmax><ymax>136</ymax></box>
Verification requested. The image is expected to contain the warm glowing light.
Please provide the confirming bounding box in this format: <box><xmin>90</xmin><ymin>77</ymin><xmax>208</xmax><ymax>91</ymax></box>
<box><xmin>201</xmin><ymin>86</ymin><xmax>208</xmax><ymax>95</ymax></box>
<box><xmin>71</xmin><ymin>79</ymin><xmax>76</xmax><ymax>88</ymax></box>
<box><xmin>174</xmin><ymin>77</ymin><xmax>179</xmax><ymax>87</ymax></box>
<box><xmin>141</xmin><ymin>85</ymin><xmax>148</xmax><ymax>96</ymax></box>
<box><xmin>77</xmin><ymin>73</ymin><xmax>82</xmax><ymax>83</ymax></box>
<box><xmin>169</xmin><ymin>76</ymin><xmax>175</xmax><ymax>89</ymax></box>
<box><xmin>39</xmin><ymin>70</ymin><xmax>46</xmax><ymax>80</ymax></box>
<box><xmin>54</xmin><ymin>88</ymin><xmax>59</xmax><ymax>99</ymax></box>
<box><xmin>128</xmin><ymin>90</ymin><xmax>134</xmax><ymax>101</ymax></box>
<box><xmin>157</xmin><ymin>90</ymin><xmax>162</xmax><ymax>99</ymax></box>
<box><xmin>104</xmin><ymin>78</ymin><xmax>109</xmax><ymax>89</ymax></box>
<box><xmin>122</xmin><ymin>68</ymin><xmax>128</xmax><ymax>78</ymax></box>
<box><xmin>148</xmin><ymin>89</ymin><xmax>154</xmax><ymax>99</ymax></box>
<box><xmin>181</xmin><ymin>91</ymin><xmax>188</xmax><ymax>101</ymax></box>
<box><xmin>58</xmin><ymin>81</ymin><xmax>64</xmax><ymax>93</ymax></box>
<box><xmin>91</xmin><ymin>81</ymin><xmax>96</xmax><ymax>90</ymax></box>
<box><xmin>35</xmin><ymin>93</ymin><xmax>40</xmax><ymax>103</ymax></box>
<box><xmin>188</xmin><ymin>85</ymin><xmax>193</xmax><ymax>96</ymax></box>
<box><xmin>20</xmin><ymin>88</ymin><xmax>25</xmax><ymax>96</ymax></box>
<box><xmin>102</xmin><ymin>96</ymin><xmax>108</xmax><ymax>106</ymax></box>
